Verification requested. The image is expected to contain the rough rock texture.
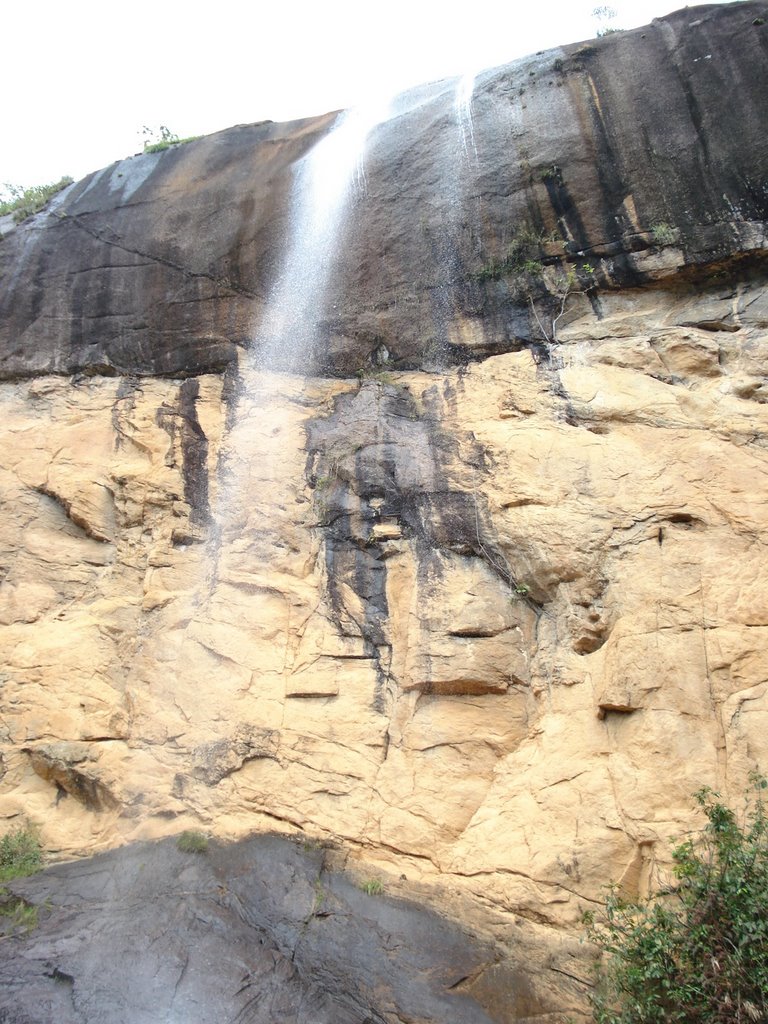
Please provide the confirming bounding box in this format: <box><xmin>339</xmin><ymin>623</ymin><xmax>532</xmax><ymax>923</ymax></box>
<box><xmin>1</xmin><ymin>3</ymin><xmax>768</xmax><ymax>1022</ymax></box>
<box><xmin>1</xmin><ymin>2</ymin><xmax>767</xmax><ymax>378</ymax></box>
<box><xmin>0</xmin><ymin>835</ymin><xmax>509</xmax><ymax>1024</ymax></box>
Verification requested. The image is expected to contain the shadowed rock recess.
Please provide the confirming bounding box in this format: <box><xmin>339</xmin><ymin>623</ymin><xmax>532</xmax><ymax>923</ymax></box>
<box><xmin>1</xmin><ymin>3</ymin><xmax>767</xmax><ymax>1021</ymax></box>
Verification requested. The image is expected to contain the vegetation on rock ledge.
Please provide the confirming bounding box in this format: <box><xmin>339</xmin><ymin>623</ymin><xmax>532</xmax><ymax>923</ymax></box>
<box><xmin>586</xmin><ymin>778</ymin><xmax>768</xmax><ymax>1024</ymax></box>
<box><xmin>0</xmin><ymin>828</ymin><xmax>44</xmax><ymax>936</ymax></box>
<box><xmin>0</xmin><ymin>178</ymin><xmax>73</xmax><ymax>223</ymax></box>
<box><xmin>0</xmin><ymin>827</ymin><xmax>43</xmax><ymax>883</ymax></box>
<box><xmin>177</xmin><ymin>829</ymin><xmax>209</xmax><ymax>854</ymax></box>
<box><xmin>141</xmin><ymin>125</ymin><xmax>201</xmax><ymax>154</ymax></box>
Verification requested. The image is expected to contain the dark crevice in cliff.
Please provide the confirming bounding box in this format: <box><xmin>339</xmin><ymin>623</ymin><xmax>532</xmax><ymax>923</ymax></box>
<box><xmin>155</xmin><ymin>380</ymin><xmax>210</xmax><ymax>526</ymax></box>
<box><xmin>34</xmin><ymin>483</ymin><xmax>114</xmax><ymax>544</ymax></box>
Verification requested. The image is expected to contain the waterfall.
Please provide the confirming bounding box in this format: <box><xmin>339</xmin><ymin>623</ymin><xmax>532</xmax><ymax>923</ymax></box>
<box><xmin>214</xmin><ymin>99</ymin><xmax>391</xmax><ymax>571</ymax></box>
<box><xmin>455</xmin><ymin>72</ymin><xmax>478</xmax><ymax>166</ymax></box>
<box><xmin>252</xmin><ymin>100</ymin><xmax>390</xmax><ymax>375</ymax></box>
<box><xmin>421</xmin><ymin>69</ymin><xmax>481</xmax><ymax>361</ymax></box>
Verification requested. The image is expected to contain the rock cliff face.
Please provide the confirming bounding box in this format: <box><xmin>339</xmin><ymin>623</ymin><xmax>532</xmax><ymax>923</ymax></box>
<box><xmin>1</xmin><ymin>3</ymin><xmax>768</xmax><ymax>1021</ymax></box>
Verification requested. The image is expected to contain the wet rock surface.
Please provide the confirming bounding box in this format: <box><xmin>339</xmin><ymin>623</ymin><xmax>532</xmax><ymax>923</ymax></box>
<box><xmin>1</xmin><ymin>3</ymin><xmax>767</xmax><ymax>378</ymax></box>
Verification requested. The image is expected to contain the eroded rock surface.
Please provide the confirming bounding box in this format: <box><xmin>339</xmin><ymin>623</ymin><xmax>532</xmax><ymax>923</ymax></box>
<box><xmin>1</xmin><ymin>3</ymin><xmax>768</xmax><ymax>1022</ymax></box>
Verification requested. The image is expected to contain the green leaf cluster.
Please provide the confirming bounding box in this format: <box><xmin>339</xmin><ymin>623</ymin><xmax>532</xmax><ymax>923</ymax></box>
<box><xmin>0</xmin><ymin>178</ymin><xmax>74</xmax><ymax>224</ymax></box>
<box><xmin>360</xmin><ymin>879</ymin><xmax>384</xmax><ymax>896</ymax></box>
<box><xmin>0</xmin><ymin>827</ymin><xmax>43</xmax><ymax>883</ymax></box>
<box><xmin>176</xmin><ymin>829</ymin><xmax>208</xmax><ymax>854</ymax></box>
<box><xmin>0</xmin><ymin>895</ymin><xmax>39</xmax><ymax>933</ymax></box>
<box><xmin>476</xmin><ymin>225</ymin><xmax>552</xmax><ymax>282</ymax></box>
<box><xmin>586</xmin><ymin>778</ymin><xmax>768</xmax><ymax>1024</ymax></box>
<box><xmin>651</xmin><ymin>222</ymin><xmax>676</xmax><ymax>247</ymax></box>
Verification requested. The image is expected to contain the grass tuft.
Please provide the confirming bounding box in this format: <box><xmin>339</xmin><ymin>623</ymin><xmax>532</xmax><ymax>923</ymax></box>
<box><xmin>176</xmin><ymin>830</ymin><xmax>209</xmax><ymax>854</ymax></box>
<box><xmin>143</xmin><ymin>136</ymin><xmax>201</xmax><ymax>154</ymax></box>
<box><xmin>0</xmin><ymin>894</ymin><xmax>39</xmax><ymax>933</ymax></box>
<box><xmin>360</xmin><ymin>879</ymin><xmax>384</xmax><ymax>896</ymax></box>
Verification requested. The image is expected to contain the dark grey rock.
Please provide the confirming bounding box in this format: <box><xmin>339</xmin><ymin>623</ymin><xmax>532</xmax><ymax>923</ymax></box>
<box><xmin>0</xmin><ymin>835</ymin><xmax>503</xmax><ymax>1024</ymax></box>
<box><xmin>0</xmin><ymin>3</ymin><xmax>766</xmax><ymax>379</ymax></box>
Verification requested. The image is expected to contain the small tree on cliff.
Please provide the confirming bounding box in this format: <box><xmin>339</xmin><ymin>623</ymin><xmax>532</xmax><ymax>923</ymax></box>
<box><xmin>585</xmin><ymin>777</ymin><xmax>768</xmax><ymax>1024</ymax></box>
<box><xmin>528</xmin><ymin>267</ymin><xmax>576</xmax><ymax>343</ymax></box>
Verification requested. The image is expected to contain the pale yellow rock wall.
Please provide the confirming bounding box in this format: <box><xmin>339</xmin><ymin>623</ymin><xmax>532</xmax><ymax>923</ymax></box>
<box><xmin>1</xmin><ymin>288</ymin><xmax>767</xmax><ymax>954</ymax></box>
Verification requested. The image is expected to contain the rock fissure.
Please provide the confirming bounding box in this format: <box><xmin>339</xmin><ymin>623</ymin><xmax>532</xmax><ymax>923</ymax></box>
<box><xmin>61</xmin><ymin>213</ymin><xmax>259</xmax><ymax>300</ymax></box>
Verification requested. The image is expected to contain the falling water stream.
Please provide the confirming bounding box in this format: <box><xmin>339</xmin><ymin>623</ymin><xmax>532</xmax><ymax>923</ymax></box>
<box><xmin>419</xmin><ymin>68</ymin><xmax>481</xmax><ymax>360</ymax></box>
<box><xmin>455</xmin><ymin>71</ymin><xmax>479</xmax><ymax>166</ymax></box>
<box><xmin>213</xmin><ymin>99</ymin><xmax>393</xmax><ymax>549</ymax></box>
<box><xmin>250</xmin><ymin>100</ymin><xmax>391</xmax><ymax>375</ymax></box>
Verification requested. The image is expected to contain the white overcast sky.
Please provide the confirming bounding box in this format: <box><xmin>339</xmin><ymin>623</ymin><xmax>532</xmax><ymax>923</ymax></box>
<box><xmin>1</xmin><ymin>0</ymin><xmax>737</xmax><ymax>190</ymax></box>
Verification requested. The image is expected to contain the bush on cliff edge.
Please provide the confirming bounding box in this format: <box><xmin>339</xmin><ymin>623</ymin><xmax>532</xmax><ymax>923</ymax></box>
<box><xmin>0</xmin><ymin>827</ymin><xmax>42</xmax><ymax>883</ymax></box>
<box><xmin>585</xmin><ymin>777</ymin><xmax>768</xmax><ymax>1024</ymax></box>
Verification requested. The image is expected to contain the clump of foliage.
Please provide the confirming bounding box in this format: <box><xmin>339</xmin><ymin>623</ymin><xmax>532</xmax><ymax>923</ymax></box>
<box><xmin>176</xmin><ymin>830</ymin><xmax>209</xmax><ymax>854</ymax></box>
<box><xmin>0</xmin><ymin>828</ymin><xmax>44</xmax><ymax>936</ymax></box>
<box><xmin>593</xmin><ymin>5</ymin><xmax>623</xmax><ymax>36</ymax></box>
<box><xmin>141</xmin><ymin>125</ymin><xmax>201</xmax><ymax>154</ymax></box>
<box><xmin>0</xmin><ymin>827</ymin><xmax>43</xmax><ymax>883</ymax></box>
<box><xmin>360</xmin><ymin>879</ymin><xmax>384</xmax><ymax>896</ymax></box>
<box><xmin>585</xmin><ymin>778</ymin><xmax>768</xmax><ymax>1024</ymax></box>
<box><xmin>651</xmin><ymin>222</ymin><xmax>676</xmax><ymax>247</ymax></box>
<box><xmin>476</xmin><ymin>224</ymin><xmax>553</xmax><ymax>282</ymax></box>
<box><xmin>0</xmin><ymin>178</ymin><xmax>74</xmax><ymax>224</ymax></box>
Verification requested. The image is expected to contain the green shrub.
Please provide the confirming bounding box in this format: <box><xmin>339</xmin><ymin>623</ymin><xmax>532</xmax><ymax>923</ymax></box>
<box><xmin>651</xmin><ymin>222</ymin><xmax>676</xmax><ymax>246</ymax></box>
<box><xmin>143</xmin><ymin>136</ymin><xmax>201</xmax><ymax>154</ymax></box>
<box><xmin>594</xmin><ymin>5</ymin><xmax>622</xmax><ymax>36</ymax></box>
<box><xmin>0</xmin><ymin>178</ymin><xmax>74</xmax><ymax>224</ymax></box>
<box><xmin>141</xmin><ymin>124</ymin><xmax>201</xmax><ymax>154</ymax></box>
<box><xmin>521</xmin><ymin>258</ymin><xmax>544</xmax><ymax>277</ymax></box>
<box><xmin>585</xmin><ymin>778</ymin><xmax>768</xmax><ymax>1024</ymax></box>
<box><xmin>0</xmin><ymin>828</ymin><xmax>43</xmax><ymax>883</ymax></box>
<box><xmin>360</xmin><ymin>879</ymin><xmax>384</xmax><ymax>896</ymax></box>
<box><xmin>176</xmin><ymin>830</ymin><xmax>208</xmax><ymax>854</ymax></box>
<box><xmin>475</xmin><ymin>225</ymin><xmax>555</xmax><ymax>282</ymax></box>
